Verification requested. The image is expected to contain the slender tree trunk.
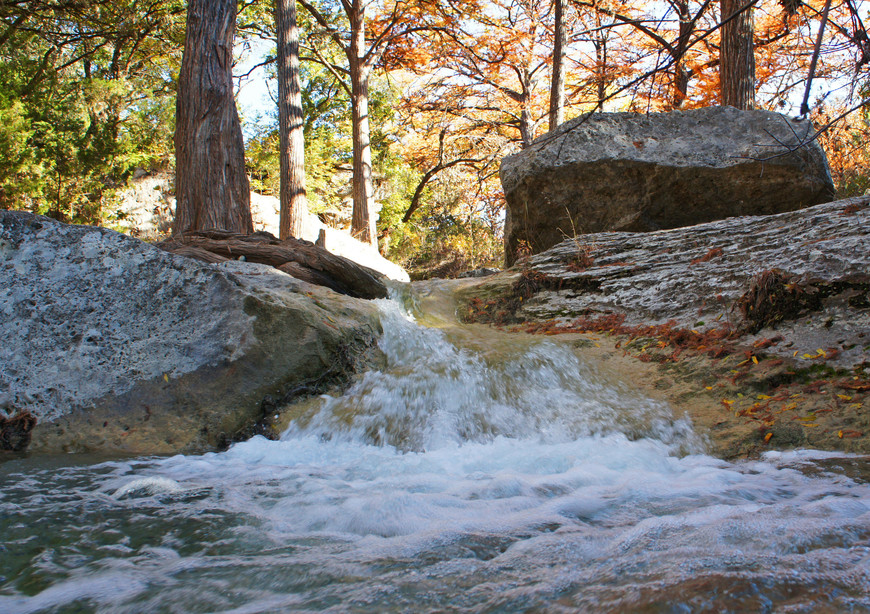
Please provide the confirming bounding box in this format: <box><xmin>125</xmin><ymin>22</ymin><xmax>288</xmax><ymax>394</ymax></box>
<box><xmin>720</xmin><ymin>0</ymin><xmax>756</xmax><ymax>109</ymax></box>
<box><xmin>520</xmin><ymin>66</ymin><xmax>536</xmax><ymax>147</ymax></box>
<box><xmin>275</xmin><ymin>0</ymin><xmax>308</xmax><ymax>239</ymax></box>
<box><xmin>520</xmin><ymin>104</ymin><xmax>535</xmax><ymax>147</ymax></box>
<box><xmin>548</xmin><ymin>0</ymin><xmax>566</xmax><ymax>131</ymax></box>
<box><xmin>672</xmin><ymin>0</ymin><xmax>692</xmax><ymax>108</ymax></box>
<box><xmin>174</xmin><ymin>0</ymin><xmax>252</xmax><ymax>235</ymax></box>
<box><xmin>593</xmin><ymin>20</ymin><xmax>608</xmax><ymax>109</ymax></box>
<box><xmin>347</xmin><ymin>3</ymin><xmax>376</xmax><ymax>246</ymax></box>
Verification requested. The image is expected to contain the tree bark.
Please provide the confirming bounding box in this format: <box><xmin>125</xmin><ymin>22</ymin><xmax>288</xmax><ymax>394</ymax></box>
<box><xmin>720</xmin><ymin>0</ymin><xmax>756</xmax><ymax>109</ymax></box>
<box><xmin>174</xmin><ymin>0</ymin><xmax>252</xmax><ymax>235</ymax></box>
<box><xmin>672</xmin><ymin>0</ymin><xmax>692</xmax><ymax>108</ymax></box>
<box><xmin>347</xmin><ymin>2</ymin><xmax>377</xmax><ymax>246</ymax></box>
<box><xmin>593</xmin><ymin>19</ymin><xmax>608</xmax><ymax>109</ymax></box>
<box><xmin>275</xmin><ymin>0</ymin><xmax>308</xmax><ymax>240</ymax></box>
<box><xmin>548</xmin><ymin>0</ymin><xmax>566</xmax><ymax>131</ymax></box>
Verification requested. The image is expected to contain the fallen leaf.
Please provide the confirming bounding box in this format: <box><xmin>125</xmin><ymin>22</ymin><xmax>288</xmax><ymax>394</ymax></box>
<box><xmin>764</xmin><ymin>432</ymin><xmax>773</xmax><ymax>443</ymax></box>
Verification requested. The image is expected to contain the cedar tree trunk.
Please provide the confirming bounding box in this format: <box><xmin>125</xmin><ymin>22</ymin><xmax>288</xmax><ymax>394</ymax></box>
<box><xmin>174</xmin><ymin>0</ymin><xmax>252</xmax><ymax>235</ymax></box>
<box><xmin>548</xmin><ymin>0</ymin><xmax>566</xmax><ymax>131</ymax></box>
<box><xmin>720</xmin><ymin>0</ymin><xmax>756</xmax><ymax>109</ymax></box>
<box><xmin>275</xmin><ymin>0</ymin><xmax>308</xmax><ymax>239</ymax></box>
<box><xmin>347</xmin><ymin>3</ymin><xmax>376</xmax><ymax>246</ymax></box>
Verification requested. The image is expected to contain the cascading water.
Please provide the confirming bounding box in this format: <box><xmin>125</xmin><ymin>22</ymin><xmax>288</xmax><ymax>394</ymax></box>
<box><xmin>1</xmin><ymin>292</ymin><xmax>869</xmax><ymax>613</ymax></box>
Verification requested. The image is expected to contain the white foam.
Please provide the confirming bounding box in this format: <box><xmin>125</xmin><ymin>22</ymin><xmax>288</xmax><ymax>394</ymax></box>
<box><xmin>112</xmin><ymin>476</ymin><xmax>183</xmax><ymax>499</ymax></box>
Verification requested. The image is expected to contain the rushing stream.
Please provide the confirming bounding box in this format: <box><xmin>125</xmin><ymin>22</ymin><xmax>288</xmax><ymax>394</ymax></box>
<box><xmin>2</xmin><ymin>287</ymin><xmax>869</xmax><ymax>613</ymax></box>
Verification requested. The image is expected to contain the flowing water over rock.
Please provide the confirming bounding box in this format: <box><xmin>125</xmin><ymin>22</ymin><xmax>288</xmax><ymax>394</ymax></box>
<box><xmin>2</xmin><ymin>293</ymin><xmax>869</xmax><ymax>612</ymax></box>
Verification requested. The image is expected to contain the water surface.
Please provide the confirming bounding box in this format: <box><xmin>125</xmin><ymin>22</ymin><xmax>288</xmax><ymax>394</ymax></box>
<box><xmin>2</xmin><ymin>298</ymin><xmax>868</xmax><ymax>612</ymax></box>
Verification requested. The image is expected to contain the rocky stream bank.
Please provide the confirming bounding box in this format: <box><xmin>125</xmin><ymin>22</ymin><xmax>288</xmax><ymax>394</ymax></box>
<box><xmin>457</xmin><ymin>197</ymin><xmax>870</xmax><ymax>458</ymax></box>
<box><xmin>0</xmin><ymin>211</ymin><xmax>385</xmax><ymax>455</ymax></box>
<box><xmin>2</xmin><ymin>197</ymin><xmax>868</xmax><ymax>460</ymax></box>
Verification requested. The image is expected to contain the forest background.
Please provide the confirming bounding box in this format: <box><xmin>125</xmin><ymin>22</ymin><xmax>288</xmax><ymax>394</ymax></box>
<box><xmin>1</xmin><ymin>0</ymin><xmax>868</xmax><ymax>278</ymax></box>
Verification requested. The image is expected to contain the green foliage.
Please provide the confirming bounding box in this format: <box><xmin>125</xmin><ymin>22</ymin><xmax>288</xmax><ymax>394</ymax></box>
<box><xmin>0</xmin><ymin>100</ymin><xmax>41</xmax><ymax>209</ymax></box>
<box><xmin>0</xmin><ymin>1</ymin><xmax>183</xmax><ymax>223</ymax></box>
<box><xmin>381</xmin><ymin>184</ymin><xmax>504</xmax><ymax>279</ymax></box>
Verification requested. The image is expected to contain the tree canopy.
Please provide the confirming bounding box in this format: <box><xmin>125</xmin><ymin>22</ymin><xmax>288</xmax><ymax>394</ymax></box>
<box><xmin>1</xmin><ymin>0</ymin><xmax>868</xmax><ymax>274</ymax></box>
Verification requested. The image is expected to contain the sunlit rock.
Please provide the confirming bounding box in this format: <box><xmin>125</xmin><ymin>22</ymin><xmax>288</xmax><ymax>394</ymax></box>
<box><xmin>461</xmin><ymin>197</ymin><xmax>870</xmax><ymax>369</ymax></box>
<box><xmin>0</xmin><ymin>211</ymin><xmax>383</xmax><ymax>454</ymax></box>
<box><xmin>501</xmin><ymin>107</ymin><xmax>835</xmax><ymax>264</ymax></box>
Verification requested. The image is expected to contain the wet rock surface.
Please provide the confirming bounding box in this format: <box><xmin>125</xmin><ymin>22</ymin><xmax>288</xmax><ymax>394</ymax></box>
<box><xmin>501</xmin><ymin>107</ymin><xmax>835</xmax><ymax>263</ymax></box>
<box><xmin>0</xmin><ymin>211</ymin><xmax>383</xmax><ymax>455</ymax></box>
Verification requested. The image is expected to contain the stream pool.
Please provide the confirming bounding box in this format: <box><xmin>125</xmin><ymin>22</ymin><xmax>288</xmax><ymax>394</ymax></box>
<box><xmin>2</xmin><ymin>297</ymin><xmax>869</xmax><ymax>612</ymax></box>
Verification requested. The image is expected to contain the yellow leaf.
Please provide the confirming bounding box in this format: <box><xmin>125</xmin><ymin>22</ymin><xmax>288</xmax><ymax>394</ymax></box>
<box><xmin>764</xmin><ymin>432</ymin><xmax>773</xmax><ymax>443</ymax></box>
<box><xmin>817</xmin><ymin>348</ymin><xmax>826</xmax><ymax>357</ymax></box>
<box><xmin>838</xmin><ymin>430</ymin><xmax>844</xmax><ymax>439</ymax></box>
<box><xmin>705</xmin><ymin>386</ymin><xmax>713</xmax><ymax>391</ymax></box>
<box><xmin>837</xmin><ymin>394</ymin><xmax>852</xmax><ymax>401</ymax></box>
<box><xmin>722</xmin><ymin>399</ymin><xmax>734</xmax><ymax>406</ymax></box>
<box><xmin>802</xmin><ymin>353</ymin><xmax>814</xmax><ymax>359</ymax></box>
<box><xmin>793</xmin><ymin>350</ymin><xmax>799</xmax><ymax>357</ymax></box>
<box><xmin>751</xmin><ymin>356</ymin><xmax>759</xmax><ymax>365</ymax></box>
<box><xmin>757</xmin><ymin>394</ymin><xmax>771</xmax><ymax>400</ymax></box>
<box><xmin>804</xmin><ymin>423</ymin><xmax>819</xmax><ymax>428</ymax></box>
<box><xmin>163</xmin><ymin>373</ymin><xmax>169</xmax><ymax>383</ymax></box>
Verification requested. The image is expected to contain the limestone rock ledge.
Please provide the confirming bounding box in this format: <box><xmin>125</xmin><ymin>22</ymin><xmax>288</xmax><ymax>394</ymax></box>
<box><xmin>0</xmin><ymin>211</ymin><xmax>384</xmax><ymax>455</ymax></box>
<box><xmin>460</xmin><ymin>197</ymin><xmax>870</xmax><ymax>369</ymax></box>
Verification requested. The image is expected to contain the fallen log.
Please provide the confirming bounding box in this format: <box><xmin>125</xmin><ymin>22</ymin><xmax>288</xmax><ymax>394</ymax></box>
<box><xmin>158</xmin><ymin>231</ymin><xmax>389</xmax><ymax>300</ymax></box>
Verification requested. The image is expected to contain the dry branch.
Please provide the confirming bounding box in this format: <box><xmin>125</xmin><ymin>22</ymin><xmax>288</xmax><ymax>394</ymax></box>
<box><xmin>158</xmin><ymin>231</ymin><xmax>388</xmax><ymax>300</ymax></box>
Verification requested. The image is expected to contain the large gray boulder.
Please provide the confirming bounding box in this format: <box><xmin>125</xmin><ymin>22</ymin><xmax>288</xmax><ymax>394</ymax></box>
<box><xmin>0</xmin><ymin>211</ymin><xmax>383</xmax><ymax>455</ymax></box>
<box><xmin>501</xmin><ymin>106</ymin><xmax>835</xmax><ymax>264</ymax></box>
